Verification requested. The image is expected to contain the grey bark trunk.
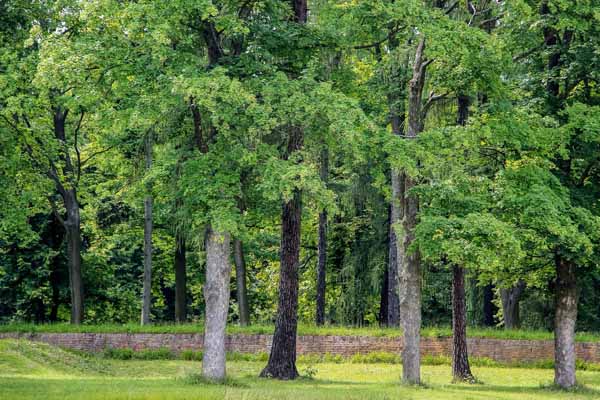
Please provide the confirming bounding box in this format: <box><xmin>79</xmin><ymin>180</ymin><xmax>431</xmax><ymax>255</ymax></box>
<box><xmin>316</xmin><ymin>147</ymin><xmax>328</xmax><ymax>326</ymax></box>
<box><xmin>500</xmin><ymin>280</ymin><xmax>525</xmax><ymax>329</ymax></box>
<box><xmin>234</xmin><ymin>238</ymin><xmax>250</xmax><ymax>326</ymax></box>
<box><xmin>398</xmin><ymin>37</ymin><xmax>428</xmax><ymax>385</ymax></box>
<box><xmin>554</xmin><ymin>256</ymin><xmax>577</xmax><ymax>389</ymax></box>
<box><xmin>141</xmin><ymin>132</ymin><xmax>153</xmax><ymax>326</ymax></box>
<box><xmin>175</xmin><ymin>234</ymin><xmax>187</xmax><ymax>323</ymax></box>
<box><xmin>64</xmin><ymin>191</ymin><xmax>84</xmax><ymax>325</ymax></box>
<box><xmin>202</xmin><ymin>229</ymin><xmax>232</xmax><ymax>381</ymax></box>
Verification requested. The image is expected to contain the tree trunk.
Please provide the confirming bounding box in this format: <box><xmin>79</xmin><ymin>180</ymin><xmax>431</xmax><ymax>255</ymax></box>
<box><xmin>202</xmin><ymin>229</ymin><xmax>232</xmax><ymax>381</ymax></box>
<box><xmin>379</xmin><ymin>260</ymin><xmax>389</xmax><ymax>326</ymax></box>
<box><xmin>174</xmin><ymin>234</ymin><xmax>187</xmax><ymax>323</ymax></box>
<box><xmin>500</xmin><ymin>280</ymin><xmax>525</xmax><ymax>329</ymax></box>
<box><xmin>141</xmin><ymin>132</ymin><xmax>153</xmax><ymax>326</ymax></box>
<box><xmin>386</xmin><ymin>30</ymin><xmax>404</xmax><ymax>329</ymax></box>
<box><xmin>450</xmin><ymin>93</ymin><xmax>475</xmax><ymax>383</ymax></box>
<box><xmin>316</xmin><ymin>148</ymin><xmax>328</xmax><ymax>326</ymax></box>
<box><xmin>260</xmin><ymin>187</ymin><xmax>302</xmax><ymax>379</ymax></box>
<box><xmin>64</xmin><ymin>191</ymin><xmax>84</xmax><ymax>325</ymax></box>
<box><xmin>261</xmin><ymin>0</ymin><xmax>306</xmax><ymax>380</ymax></box>
<box><xmin>482</xmin><ymin>284</ymin><xmax>498</xmax><ymax>326</ymax></box>
<box><xmin>388</xmin><ymin>173</ymin><xmax>402</xmax><ymax>327</ymax></box>
<box><xmin>452</xmin><ymin>265</ymin><xmax>474</xmax><ymax>381</ymax></box>
<box><xmin>554</xmin><ymin>256</ymin><xmax>578</xmax><ymax>389</ymax></box>
<box><xmin>234</xmin><ymin>238</ymin><xmax>250</xmax><ymax>326</ymax></box>
<box><xmin>398</xmin><ymin>37</ymin><xmax>427</xmax><ymax>385</ymax></box>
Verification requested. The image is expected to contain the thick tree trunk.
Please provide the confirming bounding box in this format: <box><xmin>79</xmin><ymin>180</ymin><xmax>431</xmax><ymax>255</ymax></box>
<box><xmin>234</xmin><ymin>238</ymin><xmax>250</xmax><ymax>326</ymax></box>
<box><xmin>398</xmin><ymin>37</ymin><xmax>427</xmax><ymax>385</ymax></box>
<box><xmin>260</xmin><ymin>188</ymin><xmax>302</xmax><ymax>379</ymax></box>
<box><xmin>554</xmin><ymin>256</ymin><xmax>578</xmax><ymax>389</ymax></box>
<box><xmin>174</xmin><ymin>234</ymin><xmax>187</xmax><ymax>323</ymax></box>
<box><xmin>500</xmin><ymin>280</ymin><xmax>525</xmax><ymax>329</ymax></box>
<box><xmin>261</xmin><ymin>0</ymin><xmax>306</xmax><ymax>380</ymax></box>
<box><xmin>202</xmin><ymin>229</ymin><xmax>232</xmax><ymax>381</ymax></box>
<box><xmin>316</xmin><ymin>148</ymin><xmax>328</xmax><ymax>326</ymax></box>
<box><xmin>398</xmin><ymin>174</ymin><xmax>421</xmax><ymax>384</ymax></box>
<box><xmin>452</xmin><ymin>265</ymin><xmax>474</xmax><ymax>382</ymax></box>
<box><xmin>141</xmin><ymin>132</ymin><xmax>153</xmax><ymax>326</ymax></box>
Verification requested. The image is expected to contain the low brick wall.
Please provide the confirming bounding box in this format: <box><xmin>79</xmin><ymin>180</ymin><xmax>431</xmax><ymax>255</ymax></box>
<box><xmin>1</xmin><ymin>332</ymin><xmax>599</xmax><ymax>363</ymax></box>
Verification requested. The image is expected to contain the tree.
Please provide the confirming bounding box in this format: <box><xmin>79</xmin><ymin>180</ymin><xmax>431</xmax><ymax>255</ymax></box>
<box><xmin>260</xmin><ymin>0</ymin><xmax>309</xmax><ymax>380</ymax></box>
<box><xmin>141</xmin><ymin>130</ymin><xmax>153</xmax><ymax>325</ymax></box>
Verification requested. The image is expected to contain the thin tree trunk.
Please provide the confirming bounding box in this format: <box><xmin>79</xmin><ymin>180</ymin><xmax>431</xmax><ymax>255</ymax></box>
<box><xmin>452</xmin><ymin>265</ymin><xmax>474</xmax><ymax>381</ymax></box>
<box><xmin>398</xmin><ymin>37</ymin><xmax>428</xmax><ymax>385</ymax></box>
<box><xmin>65</xmin><ymin>195</ymin><xmax>84</xmax><ymax>325</ymax></box>
<box><xmin>500</xmin><ymin>280</ymin><xmax>525</xmax><ymax>329</ymax></box>
<box><xmin>316</xmin><ymin>148</ymin><xmax>328</xmax><ymax>326</ymax></box>
<box><xmin>554</xmin><ymin>256</ymin><xmax>578</xmax><ymax>389</ymax></box>
<box><xmin>379</xmin><ymin>259</ymin><xmax>389</xmax><ymax>326</ymax></box>
<box><xmin>386</xmin><ymin>29</ymin><xmax>404</xmax><ymax>329</ymax></box>
<box><xmin>61</xmin><ymin>189</ymin><xmax>84</xmax><ymax>325</ymax></box>
<box><xmin>482</xmin><ymin>283</ymin><xmax>497</xmax><ymax>326</ymax></box>
<box><xmin>202</xmin><ymin>229</ymin><xmax>232</xmax><ymax>381</ymax></box>
<box><xmin>450</xmin><ymin>94</ymin><xmax>475</xmax><ymax>382</ymax></box>
<box><xmin>388</xmin><ymin>172</ymin><xmax>402</xmax><ymax>327</ymax></box>
<box><xmin>234</xmin><ymin>238</ymin><xmax>250</xmax><ymax>326</ymax></box>
<box><xmin>174</xmin><ymin>234</ymin><xmax>187</xmax><ymax>323</ymax></box>
<box><xmin>141</xmin><ymin>132</ymin><xmax>153</xmax><ymax>326</ymax></box>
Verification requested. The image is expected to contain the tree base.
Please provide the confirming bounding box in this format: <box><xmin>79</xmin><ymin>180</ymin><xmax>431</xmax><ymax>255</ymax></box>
<box><xmin>259</xmin><ymin>363</ymin><xmax>299</xmax><ymax>380</ymax></box>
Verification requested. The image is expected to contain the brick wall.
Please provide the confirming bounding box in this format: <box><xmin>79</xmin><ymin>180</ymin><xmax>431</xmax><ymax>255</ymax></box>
<box><xmin>1</xmin><ymin>332</ymin><xmax>599</xmax><ymax>363</ymax></box>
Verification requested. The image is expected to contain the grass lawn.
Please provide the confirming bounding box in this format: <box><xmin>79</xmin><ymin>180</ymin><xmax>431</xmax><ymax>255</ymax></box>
<box><xmin>3</xmin><ymin>322</ymin><xmax>600</xmax><ymax>342</ymax></box>
<box><xmin>1</xmin><ymin>339</ymin><xmax>600</xmax><ymax>400</ymax></box>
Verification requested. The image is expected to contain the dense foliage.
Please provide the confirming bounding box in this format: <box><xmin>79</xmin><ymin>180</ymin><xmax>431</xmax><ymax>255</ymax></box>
<box><xmin>1</xmin><ymin>0</ymin><xmax>599</xmax><ymax>385</ymax></box>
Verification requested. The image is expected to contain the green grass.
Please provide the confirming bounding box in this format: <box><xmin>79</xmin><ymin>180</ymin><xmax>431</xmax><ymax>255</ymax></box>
<box><xmin>1</xmin><ymin>339</ymin><xmax>600</xmax><ymax>400</ymax></box>
<box><xmin>3</xmin><ymin>322</ymin><xmax>600</xmax><ymax>342</ymax></box>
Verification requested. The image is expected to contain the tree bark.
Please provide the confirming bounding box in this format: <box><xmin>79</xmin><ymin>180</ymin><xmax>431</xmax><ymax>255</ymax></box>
<box><xmin>554</xmin><ymin>256</ymin><xmax>578</xmax><ymax>389</ymax></box>
<box><xmin>316</xmin><ymin>148</ymin><xmax>328</xmax><ymax>326</ymax></box>
<box><xmin>64</xmin><ymin>191</ymin><xmax>84</xmax><ymax>325</ymax></box>
<box><xmin>452</xmin><ymin>265</ymin><xmax>474</xmax><ymax>382</ymax></box>
<box><xmin>174</xmin><ymin>234</ymin><xmax>187</xmax><ymax>323</ymax></box>
<box><xmin>500</xmin><ymin>280</ymin><xmax>525</xmax><ymax>329</ymax></box>
<box><xmin>202</xmin><ymin>230</ymin><xmax>232</xmax><ymax>381</ymax></box>
<box><xmin>398</xmin><ymin>37</ymin><xmax>427</xmax><ymax>385</ymax></box>
<box><xmin>234</xmin><ymin>238</ymin><xmax>250</xmax><ymax>326</ymax></box>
